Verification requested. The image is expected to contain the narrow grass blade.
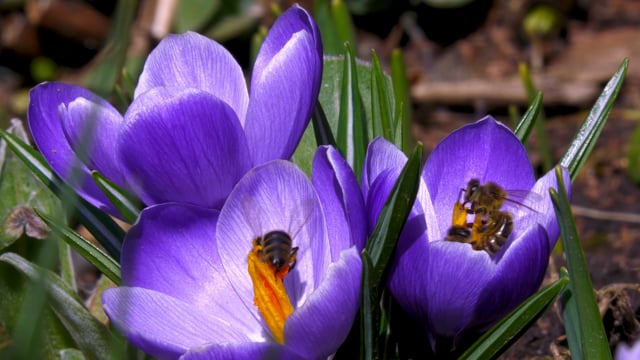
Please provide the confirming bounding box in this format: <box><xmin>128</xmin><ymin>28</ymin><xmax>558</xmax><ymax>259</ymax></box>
<box><xmin>81</xmin><ymin>0</ymin><xmax>137</xmax><ymax>98</ymax></box>
<box><xmin>459</xmin><ymin>270</ymin><xmax>569</xmax><ymax>360</ymax></box>
<box><xmin>331</xmin><ymin>0</ymin><xmax>357</xmax><ymax>52</ymax></box>
<box><xmin>0</xmin><ymin>128</ymin><xmax>124</xmax><ymax>259</ymax></box>
<box><xmin>360</xmin><ymin>251</ymin><xmax>377</xmax><ymax>360</ymax></box>
<box><xmin>337</xmin><ymin>43</ymin><xmax>368</xmax><ymax>179</ymax></box>
<box><xmin>370</xmin><ymin>50</ymin><xmax>394</xmax><ymax>142</ymax></box>
<box><xmin>561</xmin><ymin>287</ymin><xmax>582</xmax><ymax>359</ymax></box>
<box><xmin>37</xmin><ymin>211</ymin><xmax>121</xmax><ymax>285</ymax></box>
<box><xmin>627</xmin><ymin>125</ymin><xmax>640</xmax><ymax>184</ymax></box>
<box><xmin>311</xmin><ymin>101</ymin><xmax>337</xmax><ymax>147</ymax></box>
<box><xmin>550</xmin><ymin>166</ymin><xmax>611</xmax><ymax>360</ymax></box>
<box><xmin>390</xmin><ymin>49</ymin><xmax>412</xmax><ymax>155</ymax></box>
<box><xmin>313</xmin><ymin>0</ymin><xmax>342</xmax><ymax>54</ymax></box>
<box><xmin>0</xmin><ymin>253</ymin><xmax>114</xmax><ymax>360</ymax></box>
<box><xmin>58</xmin><ymin>242</ymin><xmax>77</xmax><ymax>291</ymax></box>
<box><xmin>91</xmin><ymin>171</ymin><xmax>141</xmax><ymax>224</ymax></box>
<box><xmin>514</xmin><ymin>91</ymin><xmax>544</xmax><ymax>143</ymax></box>
<box><xmin>366</xmin><ymin>142</ymin><xmax>422</xmax><ymax>285</ymax></box>
<box><xmin>519</xmin><ymin>63</ymin><xmax>553</xmax><ymax>171</ymax></box>
<box><xmin>560</xmin><ymin>59</ymin><xmax>629</xmax><ymax>181</ymax></box>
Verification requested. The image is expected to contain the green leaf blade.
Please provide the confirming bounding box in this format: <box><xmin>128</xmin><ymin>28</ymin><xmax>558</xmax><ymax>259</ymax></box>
<box><xmin>370</xmin><ymin>50</ymin><xmax>394</xmax><ymax>141</ymax></box>
<box><xmin>366</xmin><ymin>142</ymin><xmax>422</xmax><ymax>286</ymax></box>
<box><xmin>0</xmin><ymin>253</ymin><xmax>115</xmax><ymax>360</ymax></box>
<box><xmin>460</xmin><ymin>271</ymin><xmax>569</xmax><ymax>360</ymax></box>
<box><xmin>0</xmin><ymin>128</ymin><xmax>125</xmax><ymax>259</ymax></box>
<box><xmin>550</xmin><ymin>166</ymin><xmax>611</xmax><ymax>360</ymax></box>
<box><xmin>337</xmin><ymin>43</ymin><xmax>369</xmax><ymax>179</ymax></box>
<box><xmin>514</xmin><ymin>91</ymin><xmax>544</xmax><ymax>143</ymax></box>
<box><xmin>37</xmin><ymin>211</ymin><xmax>121</xmax><ymax>285</ymax></box>
<box><xmin>560</xmin><ymin>59</ymin><xmax>629</xmax><ymax>180</ymax></box>
<box><xmin>390</xmin><ymin>49</ymin><xmax>412</xmax><ymax>154</ymax></box>
<box><xmin>91</xmin><ymin>171</ymin><xmax>141</xmax><ymax>224</ymax></box>
<box><xmin>0</xmin><ymin>120</ymin><xmax>63</xmax><ymax>248</ymax></box>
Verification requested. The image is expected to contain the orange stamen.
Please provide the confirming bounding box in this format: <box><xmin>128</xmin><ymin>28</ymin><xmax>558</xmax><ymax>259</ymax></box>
<box><xmin>470</xmin><ymin>213</ymin><xmax>484</xmax><ymax>248</ymax></box>
<box><xmin>247</xmin><ymin>240</ymin><xmax>294</xmax><ymax>344</ymax></box>
<box><xmin>451</xmin><ymin>201</ymin><xmax>468</xmax><ymax>227</ymax></box>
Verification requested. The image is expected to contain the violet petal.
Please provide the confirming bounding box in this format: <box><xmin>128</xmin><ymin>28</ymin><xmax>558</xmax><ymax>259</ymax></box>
<box><xmin>134</xmin><ymin>32</ymin><xmax>249</xmax><ymax>122</ymax></box>
<box><xmin>182</xmin><ymin>342</ymin><xmax>304</xmax><ymax>360</ymax></box>
<box><xmin>425</xmin><ymin>241</ymin><xmax>495</xmax><ymax>337</ymax></box>
<box><xmin>216</xmin><ymin>160</ymin><xmax>329</xmax><ymax>316</ymax></box>
<box><xmin>119</xmin><ymin>87</ymin><xmax>251</xmax><ymax>208</ymax></box>
<box><xmin>312</xmin><ymin>146</ymin><xmax>366</xmax><ymax>257</ymax></box>
<box><xmin>422</xmin><ymin>116</ymin><xmax>536</xmax><ymax>239</ymax></box>
<box><xmin>27</xmin><ymin>82</ymin><xmax>122</xmax><ymax>214</ymax></box>
<box><xmin>284</xmin><ymin>247</ymin><xmax>361</xmax><ymax>359</ymax></box>
<box><xmin>102</xmin><ymin>287</ymin><xmax>249</xmax><ymax>359</ymax></box>
<box><xmin>244</xmin><ymin>5</ymin><xmax>322</xmax><ymax>164</ymax></box>
<box><xmin>121</xmin><ymin>203</ymin><xmax>261</xmax><ymax>337</ymax></box>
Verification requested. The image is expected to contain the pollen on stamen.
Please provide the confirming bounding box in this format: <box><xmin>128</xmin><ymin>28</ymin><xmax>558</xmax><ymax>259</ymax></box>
<box><xmin>247</xmin><ymin>241</ymin><xmax>294</xmax><ymax>344</ymax></box>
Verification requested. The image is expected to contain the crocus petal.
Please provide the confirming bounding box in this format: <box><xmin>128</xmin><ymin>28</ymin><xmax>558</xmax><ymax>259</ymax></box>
<box><xmin>59</xmin><ymin>96</ymin><xmax>125</xmax><ymax>186</ymax></box>
<box><xmin>103</xmin><ymin>287</ymin><xmax>250</xmax><ymax>359</ymax></box>
<box><xmin>119</xmin><ymin>87</ymin><xmax>251</xmax><ymax>208</ymax></box>
<box><xmin>362</xmin><ymin>137</ymin><xmax>410</xmax><ymax>204</ymax></box>
<box><xmin>284</xmin><ymin>246</ymin><xmax>361</xmax><ymax>359</ymax></box>
<box><xmin>121</xmin><ymin>203</ymin><xmax>261</xmax><ymax>338</ymax></box>
<box><xmin>422</xmin><ymin>116</ymin><xmax>536</xmax><ymax>238</ymax></box>
<box><xmin>134</xmin><ymin>32</ymin><xmax>249</xmax><ymax>122</ymax></box>
<box><xmin>616</xmin><ymin>340</ymin><xmax>640</xmax><ymax>360</ymax></box>
<box><xmin>529</xmin><ymin>166</ymin><xmax>571</xmax><ymax>248</ymax></box>
<box><xmin>363</xmin><ymin>137</ymin><xmax>438</xmax><ymax>241</ymax></box>
<box><xmin>473</xmin><ymin>225</ymin><xmax>549</xmax><ymax>331</ymax></box>
<box><xmin>425</xmin><ymin>242</ymin><xmax>495</xmax><ymax>337</ymax></box>
<box><xmin>182</xmin><ymin>342</ymin><xmax>304</xmax><ymax>360</ymax></box>
<box><xmin>217</xmin><ymin>160</ymin><xmax>330</xmax><ymax>315</ymax></box>
<box><xmin>244</xmin><ymin>5</ymin><xmax>322</xmax><ymax>164</ymax></box>
<box><xmin>27</xmin><ymin>82</ymin><xmax>122</xmax><ymax>214</ymax></box>
<box><xmin>312</xmin><ymin>145</ymin><xmax>366</xmax><ymax>257</ymax></box>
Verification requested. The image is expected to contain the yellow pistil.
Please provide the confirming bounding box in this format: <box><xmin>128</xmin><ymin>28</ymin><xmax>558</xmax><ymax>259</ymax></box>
<box><xmin>247</xmin><ymin>240</ymin><xmax>294</xmax><ymax>344</ymax></box>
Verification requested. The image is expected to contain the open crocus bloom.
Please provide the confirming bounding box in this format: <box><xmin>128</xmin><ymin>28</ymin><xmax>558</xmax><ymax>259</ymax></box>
<box><xmin>27</xmin><ymin>5</ymin><xmax>322</xmax><ymax>215</ymax></box>
<box><xmin>362</xmin><ymin>116</ymin><xmax>571</xmax><ymax>351</ymax></box>
<box><xmin>103</xmin><ymin>146</ymin><xmax>365</xmax><ymax>359</ymax></box>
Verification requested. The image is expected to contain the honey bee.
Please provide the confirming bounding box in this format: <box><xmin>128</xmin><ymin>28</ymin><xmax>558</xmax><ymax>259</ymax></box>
<box><xmin>244</xmin><ymin>196</ymin><xmax>314</xmax><ymax>277</ymax></box>
<box><xmin>254</xmin><ymin>230</ymin><xmax>299</xmax><ymax>274</ymax></box>
<box><xmin>470</xmin><ymin>211</ymin><xmax>514</xmax><ymax>255</ymax></box>
<box><xmin>445</xmin><ymin>179</ymin><xmax>535</xmax><ymax>255</ymax></box>
<box><xmin>444</xmin><ymin>224</ymin><xmax>472</xmax><ymax>243</ymax></box>
<box><xmin>463</xmin><ymin>178</ymin><xmax>536</xmax><ymax>216</ymax></box>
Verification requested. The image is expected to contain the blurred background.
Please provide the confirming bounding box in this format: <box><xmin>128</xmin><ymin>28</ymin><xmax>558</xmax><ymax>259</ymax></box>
<box><xmin>1</xmin><ymin>0</ymin><xmax>639</xmax><ymax>358</ymax></box>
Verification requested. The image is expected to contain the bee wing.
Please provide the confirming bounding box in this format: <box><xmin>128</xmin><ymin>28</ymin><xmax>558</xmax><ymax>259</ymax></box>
<box><xmin>240</xmin><ymin>192</ymin><xmax>316</xmax><ymax>244</ymax></box>
<box><xmin>240</xmin><ymin>193</ymin><xmax>267</xmax><ymax>240</ymax></box>
<box><xmin>503</xmin><ymin>189</ymin><xmax>543</xmax><ymax>214</ymax></box>
<box><xmin>286</xmin><ymin>199</ymin><xmax>316</xmax><ymax>242</ymax></box>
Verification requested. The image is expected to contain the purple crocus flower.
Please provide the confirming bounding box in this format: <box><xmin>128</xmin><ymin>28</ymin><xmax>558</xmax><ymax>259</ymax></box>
<box><xmin>27</xmin><ymin>5</ymin><xmax>322</xmax><ymax>215</ymax></box>
<box><xmin>102</xmin><ymin>146</ymin><xmax>365</xmax><ymax>359</ymax></box>
<box><xmin>362</xmin><ymin>116</ymin><xmax>571</xmax><ymax>352</ymax></box>
<box><xmin>616</xmin><ymin>339</ymin><xmax>640</xmax><ymax>360</ymax></box>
